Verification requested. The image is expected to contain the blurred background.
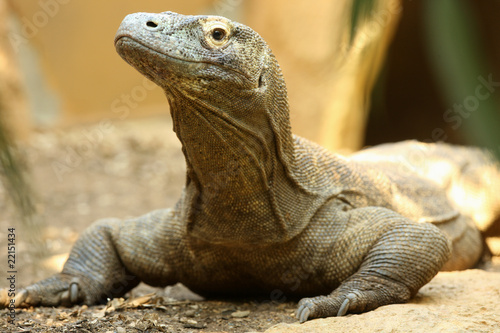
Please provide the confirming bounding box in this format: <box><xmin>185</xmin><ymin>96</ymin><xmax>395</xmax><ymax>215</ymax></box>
<box><xmin>1</xmin><ymin>0</ymin><xmax>500</xmax><ymax>149</ymax></box>
<box><xmin>1</xmin><ymin>0</ymin><xmax>500</xmax><ymax>280</ymax></box>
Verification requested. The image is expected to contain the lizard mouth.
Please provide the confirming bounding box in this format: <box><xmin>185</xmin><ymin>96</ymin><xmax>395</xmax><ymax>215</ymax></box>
<box><xmin>115</xmin><ymin>35</ymin><xmax>192</xmax><ymax>64</ymax></box>
<box><xmin>114</xmin><ymin>35</ymin><xmax>252</xmax><ymax>82</ymax></box>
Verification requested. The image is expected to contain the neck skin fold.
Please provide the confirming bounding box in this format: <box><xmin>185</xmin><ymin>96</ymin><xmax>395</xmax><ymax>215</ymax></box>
<box><xmin>165</xmin><ymin>84</ymin><xmax>314</xmax><ymax>246</ymax></box>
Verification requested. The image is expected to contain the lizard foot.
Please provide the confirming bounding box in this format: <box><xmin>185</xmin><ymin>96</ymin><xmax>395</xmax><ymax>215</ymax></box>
<box><xmin>0</xmin><ymin>274</ymin><xmax>95</xmax><ymax>308</ymax></box>
<box><xmin>296</xmin><ymin>281</ymin><xmax>411</xmax><ymax>322</ymax></box>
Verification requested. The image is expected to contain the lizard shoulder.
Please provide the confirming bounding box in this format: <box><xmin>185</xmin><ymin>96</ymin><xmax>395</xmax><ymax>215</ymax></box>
<box><xmin>290</xmin><ymin>134</ymin><xmax>352</xmax><ymax>195</ymax></box>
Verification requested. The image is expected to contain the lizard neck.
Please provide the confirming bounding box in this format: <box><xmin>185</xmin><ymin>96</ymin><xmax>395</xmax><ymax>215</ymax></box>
<box><xmin>165</xmin><ymin>79</ymin><xmax>320</xmax><ymax>246</ymax></box>
<box><xmin>167</xmin><ymin>89</ymin><xmax>276</xmax><ymax>198</ymax></box>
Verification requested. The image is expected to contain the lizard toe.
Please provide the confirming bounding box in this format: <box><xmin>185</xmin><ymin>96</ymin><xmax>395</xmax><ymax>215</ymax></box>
<box><xmin>57</xmin><ymin>279</ymin><xmax>82</xmax><ymax>307</ymax></box>
<box><xmin>337</xmin><ymin>293</ymin><xmax>356</xmax><ymax>316</ymax></box>
<box><xmin>297</xmin><ymin>293</ymin><xmax>361</xmax><ymax>321</ymax></box>
<box><xmin>12</xmin><ymin>289</ymin><xmax>28</xmax><ymax>308</ymax></box>
<box><xmin>296</xmin><ymin>302</ymin><xmax>312</xmax><ymax>323</ymax></box>
<box><xmin>69</xmin><ymin>280</ymin><xmax>79</xmax><ymax>304</ymax></box>
<box><xmin>296</xmin><ymin>296</ymin><xmax>335</xmax><ymax>322</ymax></box>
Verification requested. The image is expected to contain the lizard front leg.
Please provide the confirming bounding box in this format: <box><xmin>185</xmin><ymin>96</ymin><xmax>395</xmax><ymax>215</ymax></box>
<box><xmin>297</xmin><ymin>207</ymin><xmax>451</xmax><ymax>322</ymax></box>
<box><xmin>3</xmin><ymin>208</ymin><xmax>181</xmax><ymax>308</ymax></box>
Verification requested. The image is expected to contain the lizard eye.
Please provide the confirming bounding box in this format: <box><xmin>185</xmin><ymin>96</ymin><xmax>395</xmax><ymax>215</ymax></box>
<box><xmin>212</xmin><ymin>28</ymin><xmax>226</xmax><ymax>41</ymax></box>
<box><xmin>203</xmin><ymin>21</ymin><xmax>231</xmax><ymax>48</ymax></box>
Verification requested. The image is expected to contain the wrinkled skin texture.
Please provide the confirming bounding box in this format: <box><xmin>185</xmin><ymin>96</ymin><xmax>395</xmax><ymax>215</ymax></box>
<box><xmin>5</xmin><ymin>12</ymin><xmax>500</xmax><ymax>322</ymax></box>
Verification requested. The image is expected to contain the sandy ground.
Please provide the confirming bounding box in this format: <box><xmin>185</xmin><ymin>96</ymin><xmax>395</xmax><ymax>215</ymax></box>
<box><xmin>0</xmin><ymin>116</ymin><xmax>499</xmax><ymax>332</ymax></box>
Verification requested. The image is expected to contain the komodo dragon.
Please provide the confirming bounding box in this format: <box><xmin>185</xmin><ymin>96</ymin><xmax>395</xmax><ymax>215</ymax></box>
<box><xmin>5</xmin><ymin>12</ymin><xmax>500</xmax><ymax>322</ymax></box>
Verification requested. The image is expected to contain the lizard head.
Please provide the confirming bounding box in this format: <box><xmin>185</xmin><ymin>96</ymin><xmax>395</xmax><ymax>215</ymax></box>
<box><xmin>114</xmin><ymin>11</ymin><xmax>294</xmax><ymax>166</ymax></box>
<box><xmin>115</xmin><ymin>11</ymin><xmax>266</xmax><ymax>92</ymax></box>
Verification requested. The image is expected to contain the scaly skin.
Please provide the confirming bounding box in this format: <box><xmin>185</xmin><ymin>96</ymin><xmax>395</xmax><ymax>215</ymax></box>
<box><xmin>4</xmin><ymin>12</ymin><xmax>500</xmax><ymax>322</ymax></box>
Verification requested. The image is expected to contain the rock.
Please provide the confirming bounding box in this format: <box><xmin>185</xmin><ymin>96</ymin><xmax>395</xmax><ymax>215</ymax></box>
<box><xmin>231</xmin><ymin>310</ymin><xmax>250</xmax><ymax>318</ymax></box>
<box><xmin>265</xmin><ymin>269</ymin><xmax>500</xmax><ymax>333</ymax></box>
<box><xmin>182</xmin><ymin>319</ymin><xmax>205</xmax><ymax>329</ymax></box>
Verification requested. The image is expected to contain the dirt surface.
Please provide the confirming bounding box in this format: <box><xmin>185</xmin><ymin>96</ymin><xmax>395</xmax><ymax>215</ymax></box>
<box><xmin>267</xmin><ymin>268</ymin><xmax>500</xmax><ymax>333</ymax></box>
<box><xmin>1</xmin><ymin>116</ymin><xmax>499</xmax><ymax>332</ymax></box>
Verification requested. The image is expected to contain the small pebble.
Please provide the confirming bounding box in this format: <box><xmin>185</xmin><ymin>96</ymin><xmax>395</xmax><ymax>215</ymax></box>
<box><xmin>183</xmin><ymin>319</ymin><xmax>205</xmax><ymax>329</ymax></box>
<box><xmin>184</xmin><ymin>309</ymin><xmax>196</xmax><ymax>317</ymax></box>
<box><xmin>231</xmin><ymin>310</ymin><xmax>250</xmax><ymax>318</ymax></box>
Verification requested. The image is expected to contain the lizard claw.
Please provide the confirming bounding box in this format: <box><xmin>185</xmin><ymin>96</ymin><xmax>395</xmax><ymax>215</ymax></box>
<box><xmin>69</xmin><ymin>280</ymin><xmax>79</xmax><ymax>304</ymax></box>
<box><xmin>296</xmin><ymin>297</ymin><xmax>323</xmax><ymax>322</ymax></box>
<box><xmin>296</xmin><ymin>303</ymin><xmax>312</xmax><ymax>323</ymax></box>
<box><xmin>13</xmin><ymin>289</ymin><xmax>28</xmax><ymax>307</ymax></box>
<box><xmin>337</xmin><ymin>293</ymin><xmax>355</xmax><ymax>316</ymax></box>
<box><xmin>296</xmin><ymin>293</ymin><xmax>358</xmax><ymax>322</ymax></box>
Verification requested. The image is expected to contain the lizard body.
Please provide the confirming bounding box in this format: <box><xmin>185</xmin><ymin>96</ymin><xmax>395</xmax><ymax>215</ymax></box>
<box><xmin>7</xmin><ymin>12</ymin><xmax>500</xmax><ymax>322</ymax></box>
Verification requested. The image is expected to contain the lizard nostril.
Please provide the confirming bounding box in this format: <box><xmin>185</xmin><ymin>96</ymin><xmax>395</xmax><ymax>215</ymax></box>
<box><xmin>146</xmin><ymin>21</ymin><xmax>158</xmax><ymax>29</ymax></box>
